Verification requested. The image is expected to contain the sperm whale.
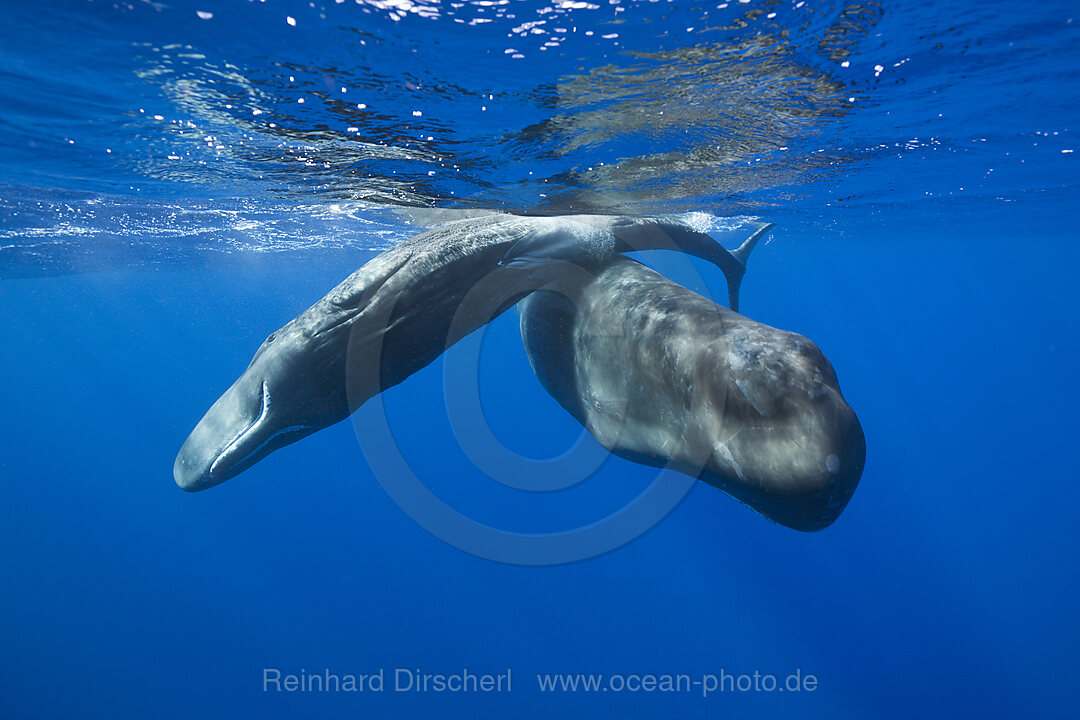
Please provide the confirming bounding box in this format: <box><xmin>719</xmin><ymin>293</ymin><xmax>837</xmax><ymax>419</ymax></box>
<box><xmin>518</xmin><ymin>253</ymin><xmax>865</xmax><ymax>531</ymax></box>
<box><xmin>173</xmin><ymin>213</ymin><xmax>758</xmax><ymax>490</ymax></box>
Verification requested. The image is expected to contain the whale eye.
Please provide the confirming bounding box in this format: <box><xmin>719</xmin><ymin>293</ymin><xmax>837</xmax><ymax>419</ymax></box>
<box><xmin>265</xmin><ymin>332</ymin><xmax>277</xmax><ymax>345</ymax></box>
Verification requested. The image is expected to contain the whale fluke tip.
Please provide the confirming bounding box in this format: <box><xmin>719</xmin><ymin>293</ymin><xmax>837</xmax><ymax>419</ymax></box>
<box><xmin>727</xmin><ymin>222</ymin><xmax>776</xmax><ymax>313</ymax></box>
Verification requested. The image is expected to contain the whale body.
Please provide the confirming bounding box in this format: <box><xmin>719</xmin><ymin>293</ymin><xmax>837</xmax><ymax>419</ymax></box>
<box><xmin>174</xmin><ymin>213</ymin><xmax>756</xmax><ymax>491</ymax></box>
<box><xmin>519</xmin><ymin>255</ymin><xmax>865</xmax><ymax>531</ymax></box>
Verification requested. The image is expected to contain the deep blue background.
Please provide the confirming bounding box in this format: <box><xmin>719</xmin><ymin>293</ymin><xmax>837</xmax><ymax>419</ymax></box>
<box><xmin>3</xmin><ymin>215</ymin><xmax>1076</xmax><ymax>718</ymax></box>
<box><xmin>1</xmin><ymin>1</ymin><xmax>1077</xmax><ymax>718</ymax></box>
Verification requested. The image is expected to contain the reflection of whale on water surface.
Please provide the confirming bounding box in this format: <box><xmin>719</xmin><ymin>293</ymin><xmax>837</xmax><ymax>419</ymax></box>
<box><xmin>520</xmin><ymin>254</ymin><xmax>865</xmax><ymax>532</ymax></box>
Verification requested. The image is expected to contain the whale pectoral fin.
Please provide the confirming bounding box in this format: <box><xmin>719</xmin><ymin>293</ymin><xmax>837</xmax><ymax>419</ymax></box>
<box><xmin>499</xmin><ymin>221</ymin><xmax>606</xmax><ymax>290</ymax></box>
<box><xmin>499</xmin><ymin>254</ymin><xmax>551</xmax><ymax>271</ymax></box>
<box><xmin>497</xmin><ymin>254</ymin><xmax>585</xmax><ymax>298</ymax></box>
<box><xmin>503</xmin><ymin>218</ymin><xmax>608</xmax><ymax>268</ymax></box>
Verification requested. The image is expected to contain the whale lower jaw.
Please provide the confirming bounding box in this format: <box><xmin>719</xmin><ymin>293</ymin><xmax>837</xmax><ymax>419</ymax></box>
<box><xmin>208</xmin><ymin>381</ymin><xmax>272</xmax><ymax>481</ymax></box>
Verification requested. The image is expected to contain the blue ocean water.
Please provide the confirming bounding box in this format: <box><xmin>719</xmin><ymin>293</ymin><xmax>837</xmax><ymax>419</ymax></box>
<box><xmin>0</xmin><ymin>0</ymin><xmax>1077</xmax><ymax>718</ymax></box>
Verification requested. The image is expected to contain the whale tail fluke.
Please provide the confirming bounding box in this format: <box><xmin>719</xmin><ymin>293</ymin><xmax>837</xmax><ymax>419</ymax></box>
<box><xmin>726</xmin><ymin>222</ymin><xmax>775</xmax><ymax>313</ymax></box>
<box><xmin>732</xmin><ymin>222</ymin><xmax>774</xmax><ymax>268</ymax></box>
<box><xmin>599</xmin><ymin>215</ymin><xmax>775</xmax><ymax>313</ymax></box>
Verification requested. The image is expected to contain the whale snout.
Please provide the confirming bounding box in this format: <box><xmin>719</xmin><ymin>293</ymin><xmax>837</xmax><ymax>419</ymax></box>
<box><xmin>174</xmin><ymin>377</ymin><xmax>268</xmax><ymax>491</ymax></box>
<box><xmin>762</xmin><ymin>402</ymin><xmax>866</xmax><ymax>532</ymax></box>
<box><xmin>173</xmin><ymin>443</ymin><xmax>213</xmax><ymax>492</ymax></box>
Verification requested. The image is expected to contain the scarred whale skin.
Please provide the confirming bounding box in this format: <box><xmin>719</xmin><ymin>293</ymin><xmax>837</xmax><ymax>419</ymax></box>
<box><xmin>519</xmin><ymin>256</ymin><xmax>865</xmax><ymax>531</ymax></box>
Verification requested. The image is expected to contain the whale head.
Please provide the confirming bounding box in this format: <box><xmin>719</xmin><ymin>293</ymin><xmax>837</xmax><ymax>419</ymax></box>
<box><xmin>173</xmin><ymin>316</ymin><xmax>351</xmax><ymax>491</ymax></box>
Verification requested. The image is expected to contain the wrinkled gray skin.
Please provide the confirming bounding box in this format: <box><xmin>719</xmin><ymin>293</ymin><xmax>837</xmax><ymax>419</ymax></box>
<box><xmin>174</xmin><ymin>213</ymin><xmax>754</xmax><ymax>491</ymax></box>
<box><xmin>519</xmin><ymin>256</ymin><xmax>865</xmax><ymax>531</ymax></box>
